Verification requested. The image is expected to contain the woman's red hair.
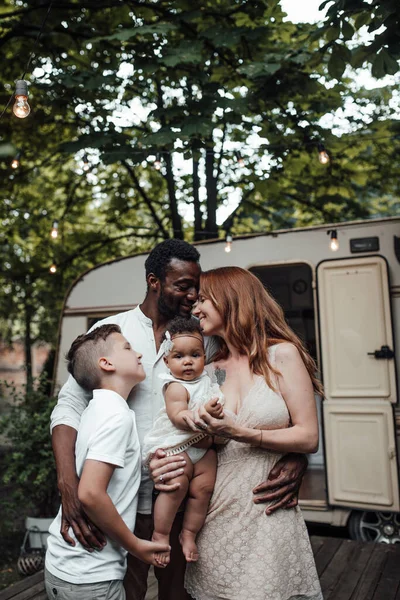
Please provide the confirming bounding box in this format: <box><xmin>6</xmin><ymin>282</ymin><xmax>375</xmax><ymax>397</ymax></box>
<box><xmin>200</xmin><ymin>267</ymin><xmax>323</xmax><ymax>396</ymax></box>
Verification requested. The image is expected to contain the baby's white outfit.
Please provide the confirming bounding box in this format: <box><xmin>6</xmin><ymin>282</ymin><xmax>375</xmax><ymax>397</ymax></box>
<box><xmin>142</xmin><ymin>370</ymin><xmax>223</xmax><ymax>465</ymax></box>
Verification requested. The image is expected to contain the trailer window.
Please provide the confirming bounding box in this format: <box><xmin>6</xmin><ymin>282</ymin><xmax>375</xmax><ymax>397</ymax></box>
<box><xmin>249</xmin><ymin>263</ymin><xmax>317</xmax><ymax>363</ymax></box>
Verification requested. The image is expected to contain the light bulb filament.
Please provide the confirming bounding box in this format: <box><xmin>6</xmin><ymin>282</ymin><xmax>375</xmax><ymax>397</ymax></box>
<box><xmin>13</xmin><ymin>81</ymin><xmax>31</xmax><ymax>119</ymax></box>
<box><xmin>327</xmin><ymin>229</ymin><xmax>339</xmax><ymax>251</ymax></box>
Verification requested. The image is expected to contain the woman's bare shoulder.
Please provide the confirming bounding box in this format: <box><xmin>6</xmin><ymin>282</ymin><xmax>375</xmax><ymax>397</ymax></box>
<box><xmin>274</xmin><ymin>342</ymin><xmax>301</xmax><ymax>363</ymax></box>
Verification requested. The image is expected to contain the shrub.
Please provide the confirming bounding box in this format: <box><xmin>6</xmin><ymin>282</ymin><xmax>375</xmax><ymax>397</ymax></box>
<box><xmin>0</xmin><ymin>380</ymin><xmax>59</xmax><ymax>518</ymax></box>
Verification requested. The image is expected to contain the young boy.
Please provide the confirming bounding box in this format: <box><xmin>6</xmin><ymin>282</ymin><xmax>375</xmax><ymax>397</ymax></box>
<box><xmin>45</xmin><ymin>324</ymin><xmax>169</xmax><ymax>600</ymax></box>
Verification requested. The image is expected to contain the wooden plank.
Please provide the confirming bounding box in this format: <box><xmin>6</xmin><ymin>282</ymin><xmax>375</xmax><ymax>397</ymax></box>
<box><xmin>371</xmin><ymin>547</ymin><xmax>400</xmax><ymax>600</ymax></box>
<box><xmin>324</xmin><ymin>540</ymin><xmax>375</xmax><ymax>600</ymax></box>
<box><xmin>0</xmin><ymin>572</ymin><xmax>44</xmax><ymax>600</ymax></box>
<box><xmin>350</xmin><ymin>544</ymin><xmax>391</xmax><ymax>600</ymax></box>
<box><xmin>371</xmin><ymin>577</ymin><xmax>400</xmax><ymax>600</ymax></box>
<box><xmin>319</xmin><ymin>539</ymin><xmax>355</xmax><ymax>599</ymax></box>
<box><xmin>313</xmin><ymin>537</ymin><xmax>343</xmax><ymax>577</ymax></box>
<box><xmin>310</xmin><ymin>535</ymin><xmax>325</xmax><ymax>557</ymax></box>
<box><xmin>8</xmin><ymin>582</ymin><xmax>45</xmax><ymax>600</ymax></box>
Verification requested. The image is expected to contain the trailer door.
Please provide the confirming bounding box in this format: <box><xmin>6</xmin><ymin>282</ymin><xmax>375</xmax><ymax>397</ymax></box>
<box><xmin>317</xmin><ymin>256</ymin><xmax>399</xmax><ymax>511</ymax></box>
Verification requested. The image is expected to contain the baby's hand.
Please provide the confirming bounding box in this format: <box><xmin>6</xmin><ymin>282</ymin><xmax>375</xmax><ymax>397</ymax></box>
<box><xmin>132</xmin><ymin>538</ymin><xmax>171</xmax><ymax>568</ymax></box>
<box><xmin>204</xmin><ymin>397</ymin><xmax>224</xmax><ymax>419</ymax></box>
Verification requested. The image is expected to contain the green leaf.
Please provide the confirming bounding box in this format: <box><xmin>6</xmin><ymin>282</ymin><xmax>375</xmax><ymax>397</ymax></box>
<box><xmin>351</xmin><ymin>47</ymin><xmax>370</xmax><ymax>69</ymax></box>
<box><xmin>381</xmin><ymin>49</ymin><xmax>399</xmax><ymax>75</ymax></box>
<box><xmin>161</xmin><ymin>41</ymin><xmax>204</xmax><ymax>67</ymax></box>
<box><xmin>371</xmin><ymin>52</ymin><xmax>386</xmax><ymax>79</ymax></box>
<box><xmin>181</xmin><ymin>119</ymin><xmax>214</xmax><ymax>137</ymax></box>
<box><xmin>90</xmin><ymin>23</ymin><xmax>177</xmax><ymax>43</ymax></box>
<box><xmin>328</xmin><ymin>49</ymin><xmax>346</xmax><ymax>79</ymax></box>
<box><xmin>319</xmin><ymin>0</ymin><xmax>333</xmax><ymax>10</ymax></box>
<box><xmin>341</xmin><ymin>20</ymin><xmax>354</xmax><ymax>40</ymax></box>
<box><xmin>326</xmin><ymin>25</ymin><xmax>340</xmax><ymax>43</ymax></box>
<box><xmin>354</xmin><ymin>12</ymin><xmax>371</xmax><ymax>30</ymax></box>
<box><xmin>143</xmin><ymin>129</ymin><xmax>179</xmax><ymax>145</ymax></box>
<box><xmin>238</xmin><ymin>62</ymin><xmax>281</xmax><ymax>78</ymax></box>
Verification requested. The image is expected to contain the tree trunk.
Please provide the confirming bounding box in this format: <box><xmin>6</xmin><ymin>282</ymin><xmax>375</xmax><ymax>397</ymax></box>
<box><xmin>205</xmin><ymin>145</ymin><xmax>218</xmax><ymax>239</ymax></box>
<box><xmin>24</xmin><ymin>292</ymin><xmax>33</xmax><ymax>395</ymax></box>
<box><xmin>164</xmin><ymin>152</ymin><xmax>183</xmax><ymax>239</ymax></box>
<box><xmin>192</xmin><ymin>144</ymin><xmax>203</xmax><ymax>241</ymax></box>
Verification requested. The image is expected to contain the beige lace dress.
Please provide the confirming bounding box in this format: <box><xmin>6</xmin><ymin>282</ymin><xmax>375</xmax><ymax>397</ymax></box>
<box><xmin>185</xmin><ymin>345</ymin><xmax>323</xmax><ymax>600</ymax></box>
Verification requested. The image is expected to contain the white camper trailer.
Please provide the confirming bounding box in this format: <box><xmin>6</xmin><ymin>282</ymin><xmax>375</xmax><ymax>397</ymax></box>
<box><xmin>54</xmin><ymin>216</ymin><xmax>400</xmax><ymax>543</ymax></box>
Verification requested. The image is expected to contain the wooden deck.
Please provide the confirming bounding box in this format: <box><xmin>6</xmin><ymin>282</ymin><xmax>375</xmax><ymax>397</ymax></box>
<box><xmin>1</xmin><ymin>537</ymin><xmax>400</xmax><ymax>600</ymax></box>
<box><xmin>145</xmin><ymin>537</ymin><xmax>400</xmax><ymax>600</ymax></box>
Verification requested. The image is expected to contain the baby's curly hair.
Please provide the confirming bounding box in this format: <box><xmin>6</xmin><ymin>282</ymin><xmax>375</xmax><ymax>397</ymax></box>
<box><xmin>165</xmin><ymin>316</ymin><xmax>203</xmax><ymax>340</ymax></box>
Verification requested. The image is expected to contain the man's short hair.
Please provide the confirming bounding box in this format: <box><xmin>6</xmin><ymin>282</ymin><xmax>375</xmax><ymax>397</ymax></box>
<box><xmin>66</xmin><ymin>324</ymin><xmax>121</xmax><ymax>392</ymax></box>
<box><xmin>144</xmin><ymin>239</ymin><xmax>200</xmax><ymax>281</ymax></box>
<box><xmin>165</xmin><ymin>316</ymin><xmax>203</xmax><ymax>340</ymax></box>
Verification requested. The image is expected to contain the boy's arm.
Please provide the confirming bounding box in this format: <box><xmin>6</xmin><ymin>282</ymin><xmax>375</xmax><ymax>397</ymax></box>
<box><xmin>51</xmin><ymin>376</ymin><xmax>105</xmax><ymax>550</ymax></box>
<box><xmin>78</xmin><ymin>460</ymin><xmax>169</xmax><ymax>566</ymax></box>
<box><xmin>165</xmin><ymin>383</ymin><xmax>195</xmax><ymax>431</ymax></box>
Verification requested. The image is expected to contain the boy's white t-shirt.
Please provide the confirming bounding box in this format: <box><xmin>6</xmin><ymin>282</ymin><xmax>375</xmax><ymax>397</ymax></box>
<box><xmin>46</xmin><ymin>389</ymin><xmax>141</xmax><ymax>584</ymax></box>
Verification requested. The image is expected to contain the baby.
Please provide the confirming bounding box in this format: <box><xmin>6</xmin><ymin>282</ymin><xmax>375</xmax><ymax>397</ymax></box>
<box><xmin>142</xmin><ymin>317</ymin><xmax>224</xmax><ymax>564</ymax></box>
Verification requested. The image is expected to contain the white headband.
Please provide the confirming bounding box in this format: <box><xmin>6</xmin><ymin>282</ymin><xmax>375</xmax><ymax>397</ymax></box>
<box><xmin>160</xmin><ymin>330</ymin><xmax>203</xmax><ymax>356</ymax></box>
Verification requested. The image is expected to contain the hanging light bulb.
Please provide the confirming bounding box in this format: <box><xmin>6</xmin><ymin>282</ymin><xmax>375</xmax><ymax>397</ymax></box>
<box><xmin>235</xmin><ymin>151</ymin><xmax>245</xmax><ymax>167</ymax></box>
<box><xmin>11</xmin><ymin>151</ymin><xmax>21</xmax><ymax>169</ymax></box>
<box><xmin>82</xmin><ymin>153</ymin><xmax>90</xmax><ymax>171</ymax></box>
<box><xmin>225</xmin><ymin>234</ymin><xmax>233</xmax><ymax>253</ymax></box>
<box><xmin>317</xmin><ymin>143</ymin><xmax>330</xmax><ymax>165</ymax></box>
<box><xmin>154</xmin><ymin>153</ymin><xmax>162</xmax><ymax>171</ymax></box>
<box><xmin>51</xmin><ymin>220</ymin><xmax>59</xmax><ymax>239</ymax></box>
<box><xmin>13</xmin><ymin>80</ymin><xmax>31</xmax><ymax>118</ymax></box>
<box><xmin>49</xmin><ymin>263</ymin><xmax>57</xmax><ymax>274</ymax></box>
<box><xmin>327</xmin><ymin>229</ymin><xmax>339</xmax><ymax>251</ymax></box>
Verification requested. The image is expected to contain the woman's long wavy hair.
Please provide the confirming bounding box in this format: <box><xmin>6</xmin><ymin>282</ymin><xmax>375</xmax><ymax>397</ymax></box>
<box><xmin>200</xmin><ymin>267</ymin><xmax>324</xmax><ymax>397</ymax></box>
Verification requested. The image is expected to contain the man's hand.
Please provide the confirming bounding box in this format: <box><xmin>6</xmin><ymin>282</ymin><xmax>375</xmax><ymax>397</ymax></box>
<box><xmin>204</xmin><ymin>397</ymin><xmax>224</xmax><ymax>419</ymax></box>
<box><xmin>149</xmin><ymin>448</ymin><xmax>187</xmax><ymax>492</ymax></box>
<box><xmin>253</xmin><ymin>453</ymin><xmax>308</xmax><ymax>515</ymax></box>
<box><xmin>59</xmin><ymin>476</ymin><xmax>106</xmax><ymax>551</ymax></box>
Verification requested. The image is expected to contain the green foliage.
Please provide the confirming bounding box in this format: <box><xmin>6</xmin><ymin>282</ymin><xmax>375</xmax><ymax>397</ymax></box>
<box><xmin>0</xmin><ymin>380</ymin><xmax>59</xmax><ymax>518</ymax></box>
<box><xmin>0</xmin><ymin>0</ymin><xmax>399</xmax><ymax>368</ymax></box>
<box><xmin>318</xmin><ymin>0</ymin><xmax>400</xmax><ymax>76</ymax></box>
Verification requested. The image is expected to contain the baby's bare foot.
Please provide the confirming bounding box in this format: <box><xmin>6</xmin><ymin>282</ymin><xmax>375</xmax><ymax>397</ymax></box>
<box><xmin>152</xmin><ymin>531</ymin><xmax>171</xmax><ymax>566</ymax></box>
<box><xmin>179</xmin><ymin>530</ymin><xmax>199</xmax><ymax>562</ymax></box>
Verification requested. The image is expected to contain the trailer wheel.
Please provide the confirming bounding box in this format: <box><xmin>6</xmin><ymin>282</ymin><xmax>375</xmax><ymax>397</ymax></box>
<box><xmin>348</xmin><ymin>510</ymin><xmax>400</xmax><ymax>544</ymax></box>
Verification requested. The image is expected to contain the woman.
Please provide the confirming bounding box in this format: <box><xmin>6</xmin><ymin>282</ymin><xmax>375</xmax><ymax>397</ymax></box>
<box><xmin>185</xmin><ymin>266</ymin><xmax>323</xmax><ymax>600</ymax></box>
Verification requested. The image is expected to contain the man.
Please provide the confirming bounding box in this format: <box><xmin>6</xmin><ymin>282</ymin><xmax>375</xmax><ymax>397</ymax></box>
<box><xmin>51</xmin><ymin>239</ymin><xmax>307</xmax><ymax>600</ymax></box>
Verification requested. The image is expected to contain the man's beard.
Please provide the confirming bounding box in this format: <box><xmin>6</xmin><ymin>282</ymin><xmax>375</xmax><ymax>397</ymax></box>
<box><xmin>157</xmin><ymin>292</ymin><xmax>180</xmax><ymax>320</ymax></box>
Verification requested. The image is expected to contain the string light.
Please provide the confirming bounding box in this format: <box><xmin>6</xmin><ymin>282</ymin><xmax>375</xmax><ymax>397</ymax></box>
<box><xmin>235</xmin><ymin>151</ymin><xmax>245</xmax><ymax>167</ymax></box>
<box><xmin>318</xmin><ymin>143</ymin><xmax>330</xmax><ymax>165</ymax></box>
<box><xmin>224</xmin><ymin>233</ymin><xmax>233</xmax><ymax>253</ymax></box>
<box><xmin>11</xmin><ymin>151</ymin><xmax>21</xmax><ymax>169</ymax></box>
<box><xmin>12</xmin><ymin>80</ymin><xmax>31</xmax><ymax>119</ymax></box>
<box><xmin>51</xmin><ymin>220</ymin><xmax>59</xmax><ymax>239</ymax></box>
<box><xmin>49</xmin><ymin>263</ymin><xmax>57</xmax><ymax>274</ymax></box>
<box><xmin>154</xmin><ymin>153</ymin><xmax>162</xmax><ymax>171</ymax></box>
<box><xmin>82</xmin><ymin>153</ymin><xmax>90</xmax><ymax>171</ymax></box>
<box><xmin>327</xmin><ymin>229</ymin><xmax>339</xmax><ymax>251</ymax></box>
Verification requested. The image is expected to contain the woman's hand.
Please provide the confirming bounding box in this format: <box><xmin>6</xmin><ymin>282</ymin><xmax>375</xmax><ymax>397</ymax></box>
<box><xmin>193</xmin><ymin>401</ymin><xmax>237</xmax><ymax>438</ymax></box>
<box><xmin>149</xmin><ymin>449</ymin><xmax>187</xmax><ymax>492</ymax></box>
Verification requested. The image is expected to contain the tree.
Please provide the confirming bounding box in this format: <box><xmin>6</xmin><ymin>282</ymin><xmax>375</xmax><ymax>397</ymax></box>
<box><xmin>316</xmin><ymin>0</ymin><xmax>400</xmax><ymax>79</ymax></box>
<box><xmin>0</xmin><ymin>0</ymin><xmax>399</xmax><ymax>368</ymax></box>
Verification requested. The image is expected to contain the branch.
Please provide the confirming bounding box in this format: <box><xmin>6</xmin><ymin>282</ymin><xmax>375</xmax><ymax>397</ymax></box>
<box><xmin>121</xmin><ymin>160</ymin><xmax>169</xmax><ymax>239</ymax></box>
